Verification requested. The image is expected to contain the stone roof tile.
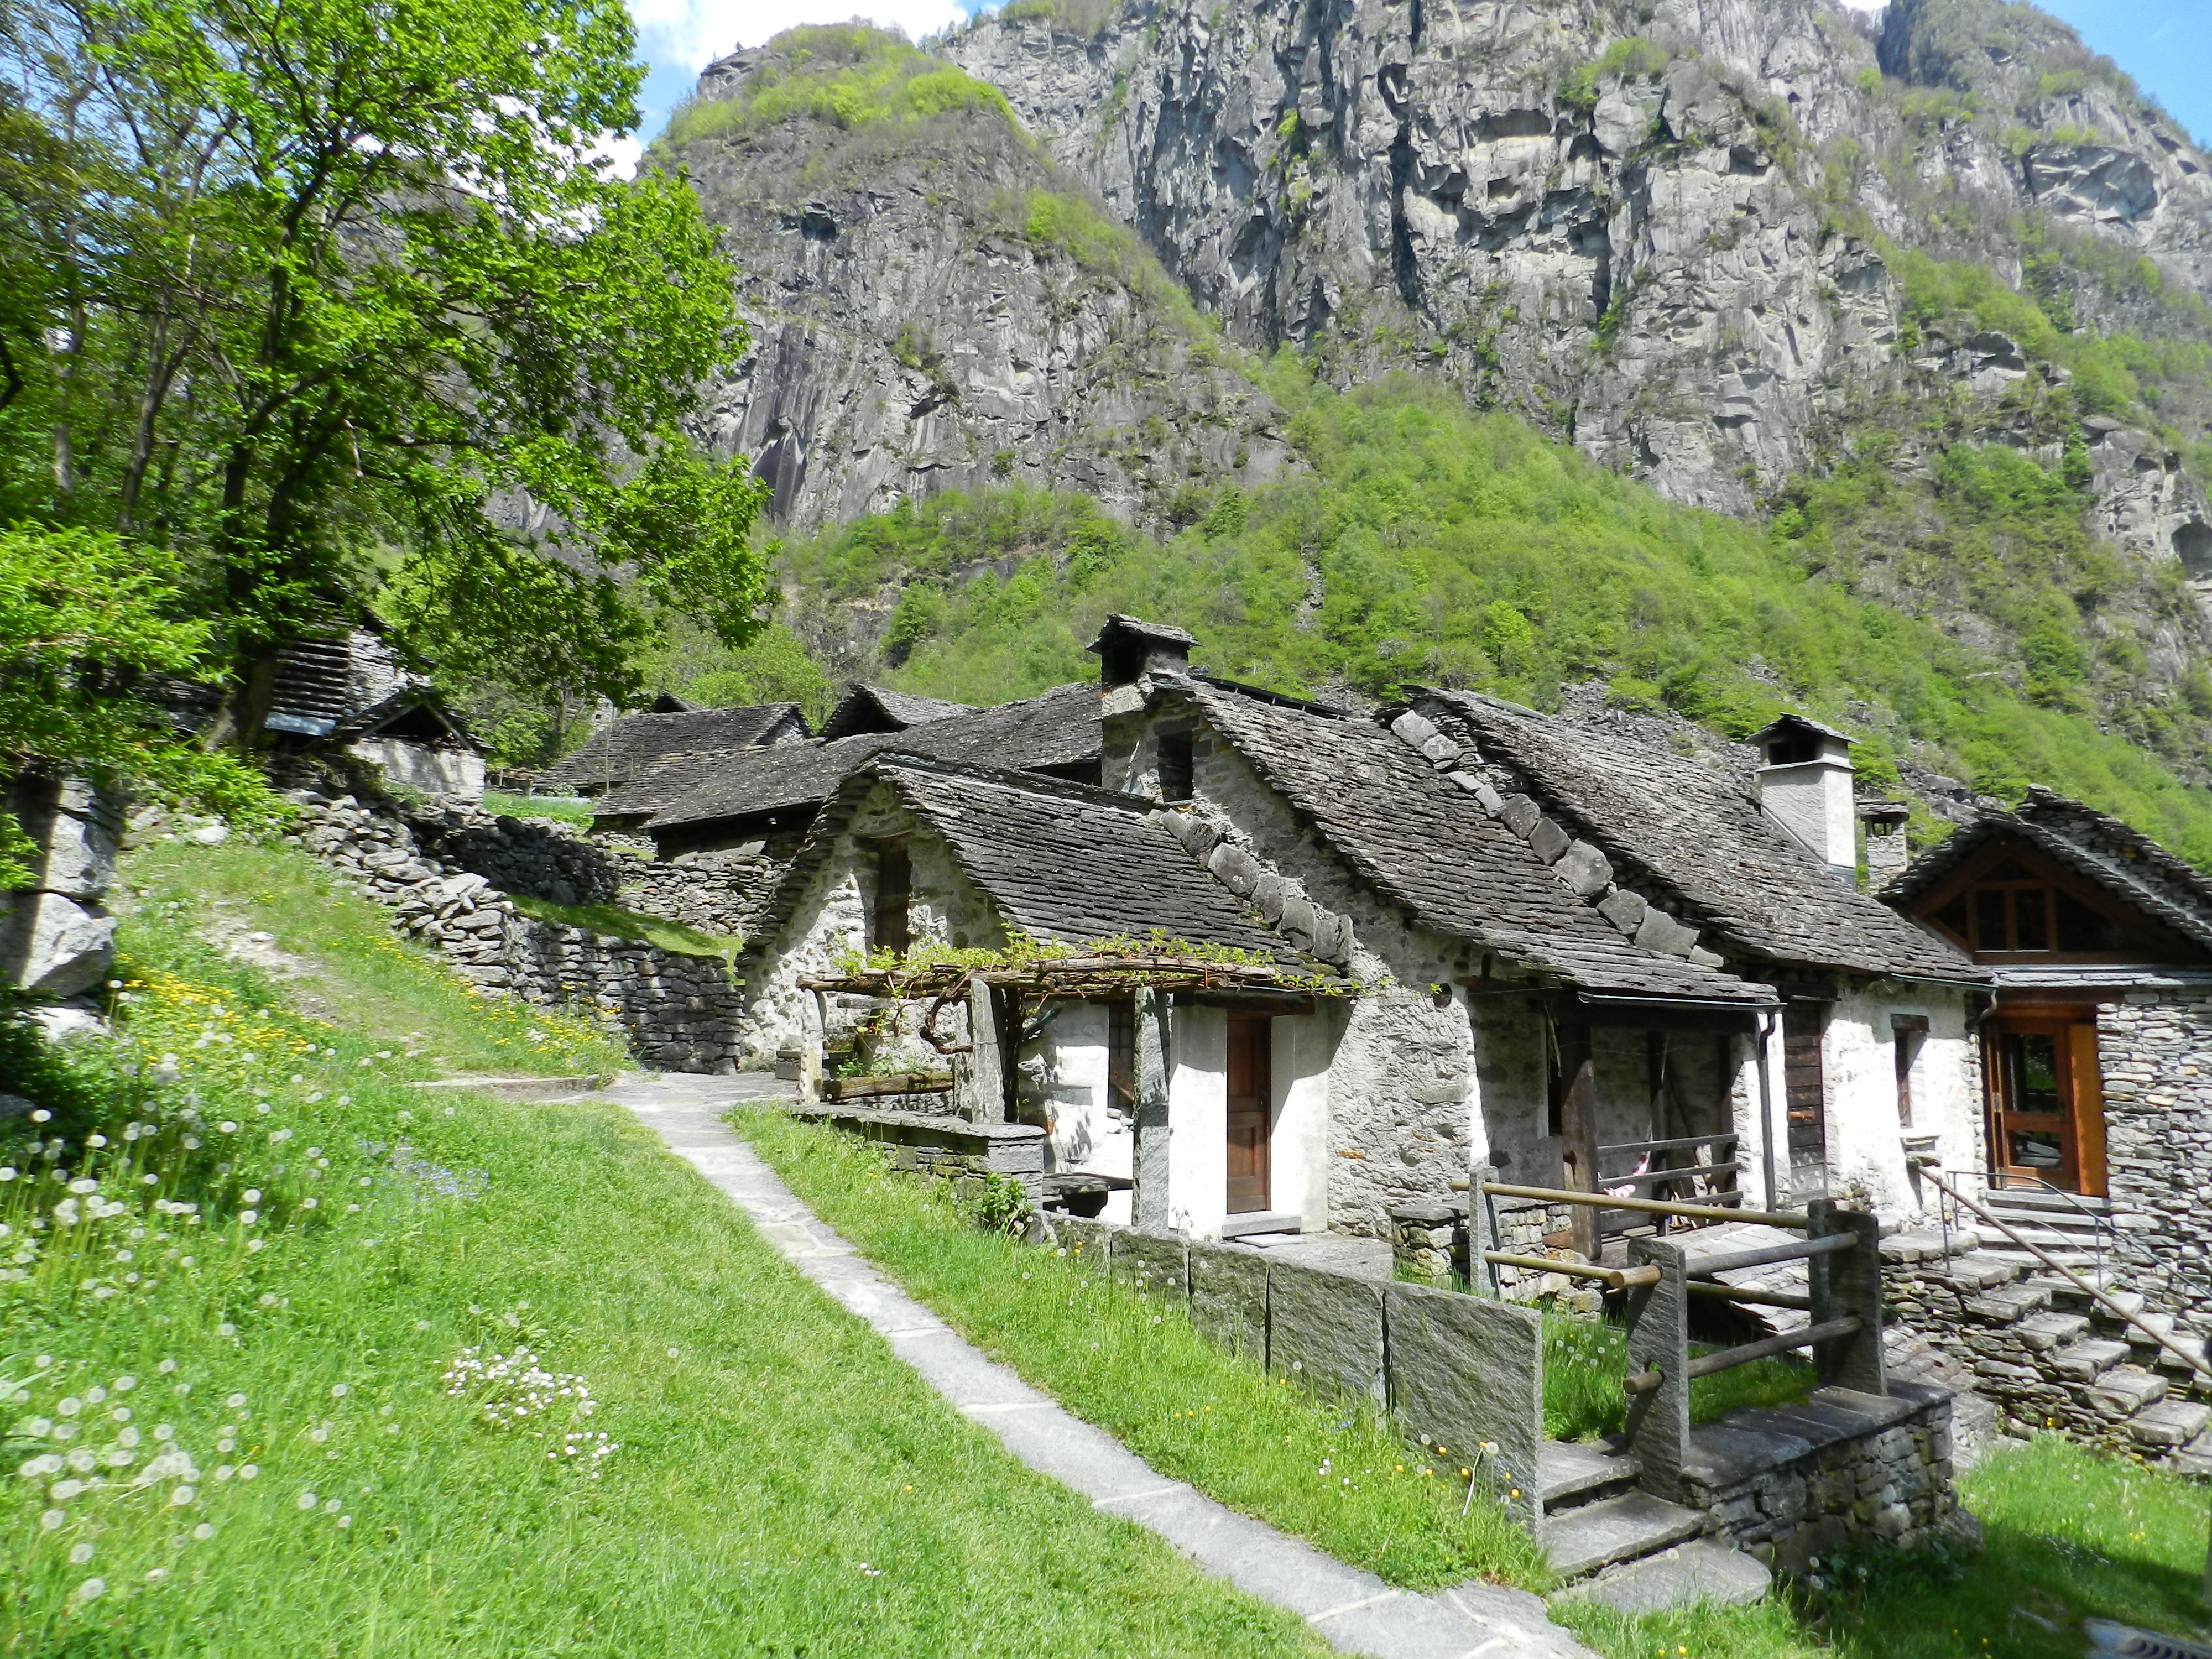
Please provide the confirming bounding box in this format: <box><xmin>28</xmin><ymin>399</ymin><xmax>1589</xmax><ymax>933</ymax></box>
<box><xmin>540</xmin><ymin>704</ymin><xmax>806</xmax><ymax>793</ymax></box>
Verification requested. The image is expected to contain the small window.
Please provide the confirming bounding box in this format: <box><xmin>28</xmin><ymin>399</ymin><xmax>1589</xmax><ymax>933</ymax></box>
<box><xmin>868</xmin><ymin>837</ymin><xmax>910</xmax><ymax>957</ymax></box>
<box><xmin>1932</xmin><ymin>895</ymin><xmax>1969</xmax><ymax>941</ymax></box>
<box><xmin>1974</xmin><ymin>889</ymin><xmax>2008</xmax><ymax>950</ymax></box>
<box><xmin>1767</xmin><ymin>734</ymin><xmax>1818</xmax><ymax>765</ymax></box>
<box><xmin>2055</xmin><ymin>890</ymin><xmax>2135</xmax><ymax>953</ymax></box>
<box><xmin>1107</xmin><ymin>998</ymin><xmax>1136</xmax><ymax>1121</ymax></box>
<box><xmin>1156</xmin><ymin>728</ymin><xmax>1194</xmax><ymax>804</ymax></box>
<box><xmin>2012</xmin><ymin>888</ymin><xmax>2049</xmax><ymax>951</ymax></box>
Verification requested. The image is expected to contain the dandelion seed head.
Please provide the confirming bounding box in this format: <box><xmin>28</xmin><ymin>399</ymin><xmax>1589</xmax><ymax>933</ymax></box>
<box><xmin>297</xmin><ymin>1491</ymin><xmax>317</xmax><ymax>1510</ymax></box>
<box><xmin>75</xmin><ymin>1578</ymin><xmax>104</xmax><ymax>1601</ymax></box>
<box><xmin>192</xmin><ymin>1523</ymin><xmax>213</xmax><ymax>1541</ymax></box>
<box><xmin>39</xmin><ymin>1509</ymin><xmax>65</xmax><ymax>1531</ymax></box>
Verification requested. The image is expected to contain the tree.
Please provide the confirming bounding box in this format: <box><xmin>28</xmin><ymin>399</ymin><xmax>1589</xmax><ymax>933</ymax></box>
<box><xmin>0</xmin><ymin>0</ymin><xmax>768</xmax><ymax>751</ymax></box>
<box><xmin>0</xmin><ymin>524</ymin><xmax>270</xmax><ymax>884</ymax></box>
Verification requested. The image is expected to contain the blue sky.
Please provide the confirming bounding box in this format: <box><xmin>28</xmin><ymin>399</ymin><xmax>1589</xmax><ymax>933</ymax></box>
<box><xmin>619</xmin><ymin>0</ymin><xmax>2210</xmax><ymax>156</ymax></box>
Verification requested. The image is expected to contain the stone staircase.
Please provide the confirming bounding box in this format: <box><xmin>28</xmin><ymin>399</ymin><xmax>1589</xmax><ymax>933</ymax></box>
<box><xmin>1976</xmin><ymin>1187</ymin><xmax>2114</xmax><ymax>1272</ymax></box>
<box><xmin>1537</xmin><ymin>1441</ymin><xmax>1712</xmax><ymax>1579</ymax></box>
<box><xmin>1882</xmin><ymin>1229</ymin><xmax>2212</xmax><ymax>1475</ymax></box>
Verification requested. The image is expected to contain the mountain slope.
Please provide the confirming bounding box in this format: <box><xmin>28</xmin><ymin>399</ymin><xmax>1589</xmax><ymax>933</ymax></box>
<box><xmin>651</xmin><ymin>25</ymin><xmax>1290</xmax><ymax>536</ymax></box>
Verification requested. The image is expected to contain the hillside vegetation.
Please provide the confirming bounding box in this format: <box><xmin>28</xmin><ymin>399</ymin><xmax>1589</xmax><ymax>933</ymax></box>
<box><xmin>768</xmin><ymin>363</ymin><xmax>2212</xmax><ymax>863</ymax></box>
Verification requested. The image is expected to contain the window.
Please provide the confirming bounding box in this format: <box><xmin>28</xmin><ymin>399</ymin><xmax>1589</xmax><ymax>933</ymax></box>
<box><xmin>1892</xmin><ymin>1014</ymin><xmax>1929</xmax><ymax>1127</ymax></box>
<box><xmin>1766</xmin><ymin>733</ymin><xmax>1819</xmax><ymax>765</ymax></box>
<box><xmin>1156</xmin><ymin>728</ymin><xmax>1194</xmax><ymax>804</ymax></box>
<box><xmin>1783</xmin><ymin>1002</ymin><xmax>1827</xmax><ymax>1166</ymax></box>
<box><xmin>867</xmin><ymin>837</ymin><xmax>910</xmax><ymax>957</ymax></box>
<box><xmin>1929</xmin><ymin>862</ymin><xmax>2148</xmax><ymax>957</ymax></box>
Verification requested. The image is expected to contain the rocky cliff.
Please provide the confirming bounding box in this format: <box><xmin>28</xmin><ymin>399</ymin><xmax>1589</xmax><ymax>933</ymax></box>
<box><xmin>653</xmin><ymin>26</ymin><xmax>1290</xmax><ymax>537</ymax></box>
<box><xmin>946</xmin><ymin>0</ymin><xmax>2212</xmax><ymax>546</ymax></box>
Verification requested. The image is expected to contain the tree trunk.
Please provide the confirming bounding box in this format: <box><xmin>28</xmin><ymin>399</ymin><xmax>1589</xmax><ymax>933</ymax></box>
<box><xmin>200</xmin><ymin>638</ymin><xmax>283</xmax><ymax>755</ymax></box>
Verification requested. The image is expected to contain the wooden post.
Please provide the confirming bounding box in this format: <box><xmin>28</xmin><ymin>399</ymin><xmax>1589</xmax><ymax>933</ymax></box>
<box><xmin>1131</xmin><ymin>988</ymin><xmax>1172</xmax><ymax>1229</ymax></box>
<box><xmin>954</xmin><ymin>977</ymin><xmax>1006</xmax><ymax>1124</ymax></box>
<box><xmin>1807</xmin><ymin>1198</ymin><xmax>1886</xmax><ymax>1394</ymax></box>
<box><xmin>1623</xmin><ymin>1235</ymin><xmax>1690</xmax><ymax>1501</ymax></box>
<box><xmin>1557</xmin><ymin>1021</ymin><xmax>1601</xmax><ymax>1260</ymax></box>
<box><xmin>1469</xmin><ymin>1161</ymin><xmax>1501</xmax><ymax>1297</ymax></box>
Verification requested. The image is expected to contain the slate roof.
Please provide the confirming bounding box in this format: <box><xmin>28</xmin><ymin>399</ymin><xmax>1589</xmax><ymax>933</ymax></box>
<box><xmin>590</xmin><ymin>748</ymin><xmax>763</xmax><ymax>822</ymax></box>
<box><xmin>1418</xmin><ymin>691</ymin><xmax>1982</xmax><ymax>983</ymax></box>
<box><xmin>1185</xmin><ymin>684</ymin><xmax>1772</xmax><ymax>1001</ymax></box>
<box><xmin>1882</xmin><ymin>786</ymin><xmax>2212</xmax><ymax>957</ymax></box>
<box><xmin>644</xmin><ymin>682</ymin><xmax>1100</xmax><ymax>835</ymax></box>
<box><xmin>817</xmin><ymin>684</ymin><xmax>977</xmax><ymax>741</ymax></box>
<box><xmin>539</xmin><ymin>704</ymin><xmax>807</xmax><ymax>794</ymax></box>
<box><xmin>743</xmin><ymin>754</ymin><xmax>1301</xmax><ymax>966</ymax></box>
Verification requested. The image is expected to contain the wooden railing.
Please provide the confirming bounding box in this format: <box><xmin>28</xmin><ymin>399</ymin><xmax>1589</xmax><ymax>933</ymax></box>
<box><xmin>1470</xmin><ymin>1181</ymin><xmax>1885</xmax><ymax>1502</ymax></box>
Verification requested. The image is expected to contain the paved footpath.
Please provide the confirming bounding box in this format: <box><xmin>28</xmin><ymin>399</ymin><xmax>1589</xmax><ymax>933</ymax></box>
<box><xmin>600</xmin><ymin>1072</ymin><xmax>1595</xmax><ymax>1659</ymax></box>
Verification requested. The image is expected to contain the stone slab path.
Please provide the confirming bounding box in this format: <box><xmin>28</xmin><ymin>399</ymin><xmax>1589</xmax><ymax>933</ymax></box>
<box><xmin>598</xmin><ymin>1072</ymin><xmax>1596</xmax><ymax>1659</ymax></box>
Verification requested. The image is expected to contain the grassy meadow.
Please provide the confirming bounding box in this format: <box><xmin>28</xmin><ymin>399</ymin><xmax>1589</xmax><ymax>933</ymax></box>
<box><xmin>0</xmin><ymin>836</ymin><xmax>1328</xmax><ymax>1657</ymax></box>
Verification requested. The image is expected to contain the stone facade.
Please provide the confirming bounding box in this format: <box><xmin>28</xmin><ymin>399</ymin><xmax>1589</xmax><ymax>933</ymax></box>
<box><xmin>615</xmin><ymin>835</ymin><xmax>800</xmax><ymax>939</ymax></box>
<box><xmin>2095</xmin><ymin>992</ymin><xmax>2212</xmax><ymax>1323</ymax></box>
<box><xmin>787</xmin><ymin>1103</ymin><xmax>1046</xmax><ymax>1195</ymax></box>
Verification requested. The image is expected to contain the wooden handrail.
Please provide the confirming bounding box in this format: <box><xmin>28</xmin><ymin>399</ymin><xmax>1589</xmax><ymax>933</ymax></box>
<box><xmin>1479</xmin><ymin>1180</ymin><xmax>1808</xmax><ymax>1230</ymax></box>
<box><xmin>1686</xmin><ymin>1281</ymin><xmax>1814</xmax><ymax>1311</ymax></box>
<box><xmin>1480</xmin><ymin>1251</ymin><xmax>1662</xmax><ymax>1291</ymax></box>
<box><xmin>1598</xmin><ymin>1133</ymin><xmax>1740</xmax><ymax>1158</ymax></box>
<box><xmin>1686</xmin><ymin>1232</ymin><xmax>1857</xmax><ymax>1276</ymax></box>
<box><xmin>1624</xmin><ymin>1315</ymin><xmax>1863</xmax><ymax>1395</ymax></box>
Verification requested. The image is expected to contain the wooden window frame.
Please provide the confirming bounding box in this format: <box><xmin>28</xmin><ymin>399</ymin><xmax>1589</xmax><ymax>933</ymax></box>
<box><xmin>865</xmin><ymin>834</ymin><xmax>911</xmax><ymax>958</ymax></box>
<box><xmin>1913</xmin><ymin>838</ymin><xmax>2184</xmax><ymax>965</ymax></box>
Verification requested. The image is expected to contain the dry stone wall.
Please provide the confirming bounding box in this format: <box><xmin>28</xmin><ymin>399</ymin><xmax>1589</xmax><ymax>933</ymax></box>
<box><xmin>2095</xmin><ymin>993</ymin><xmax>2212</xmax><ymax>1322</ymax></box>
<box><xmin>283</xmin><ymin>791</ymin><xmax>743</xmax><ymax>1073</ymax></box>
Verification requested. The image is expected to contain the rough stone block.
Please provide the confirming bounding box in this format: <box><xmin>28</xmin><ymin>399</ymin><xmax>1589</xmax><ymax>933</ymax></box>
<box><xmin>1114</xmin><ymin>1229</ymin><xmax>1190</xmax><ymax>1300</ymax></box>
<box><xmin>1554</xmin><ymin>841</ymin><xmax>1613</xmax><ymax>898</ymax></box>
<box><xmin>1188</xmin><ymin>1240</ymin><xmax>1268</xmax><ymax>1361</ymax></box>
<box><xmin>1269</xmin><ymin>1262</ymin><xmax>1386</xmax><ymax>1409</ymax></box>
<box><xmin>1389</xmin><ymin>711</ymin><xmax>1439</xmax><ymax>749</ymax></box>
<box><xmin>1577</xmin><ymin>1541</ymin><xmax>1771</xmax><ymax>1616</ymax></box>
<box><xmin>1207</xmin><ymin>842</ymin><xmax>1260</xmax><ymax>896</ymax></box>
<box><xmin>1418</xmin><ymin>733</ymin><xmax>1462</xmax><ymax>766</ymax></box>
<box><xmin>1383</xmin><ymin>1282</ymin><xmax>1543</xmax><ymax>1526</ymax></box>
<box><xmin>1597</xmin><ymin>889</ymin><xmax>1648</xmax><ymax>933</ymax></box>
<box><xmin>1050</xmin><ymin>1215</ymin><xmax>1115</xmax><ymax>1275</ymax></box>
<box><xmin>1632</xmin><ymin>907</ymin><xmax>1699</xmax><ymax>957</ymax></box>
<box><xmin>1527</xmin><ymin>817</ymin><xmax>1571</xmax><ymax>864</ymax></box>
<box><xmin>1499</xmin><ymin>795</ymin><xmax>1541</xmax><ymax>836</ymax></box>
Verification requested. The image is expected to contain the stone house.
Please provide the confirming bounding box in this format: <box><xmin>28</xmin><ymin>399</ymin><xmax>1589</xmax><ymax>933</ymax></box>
<box><xmin>539</xmin><ymin>700</ymin><xmax>810</xmax><ymax>797</ymax></box>
<box><xmin>736</xmin><ymin>751</ymin><xmax>1326</xmax><ymax>1228</ymax></box>
<box><xmin>1402</xmin><ymin>690</ymin><xmax>1990</xmax><ymax>1220</ymax></box>
<box><xmin>1884</xmin><ymin>787</ymin><xmax>2212</xmax><ymax>1320</ymax></box>
<box><xmin>816</xmin><ymin>683</ymin><xmax>977</xmax><ymax>741</ymax></box>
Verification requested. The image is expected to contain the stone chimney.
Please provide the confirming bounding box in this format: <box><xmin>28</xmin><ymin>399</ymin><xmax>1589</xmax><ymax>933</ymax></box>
<box><xmin>1086</xmin><ymin>614</ymin><xmax>1196</xmax><ymax>688</ymax></box>
<box><xmin>1752</xmin><ymin>715</ymin><xmax>1856</xmax><ymax>883</ymax></box>
<box><xmin>1858</xmin><ymin>802</ymin><xmax>1911</xmax><ymax>890</ymax></box>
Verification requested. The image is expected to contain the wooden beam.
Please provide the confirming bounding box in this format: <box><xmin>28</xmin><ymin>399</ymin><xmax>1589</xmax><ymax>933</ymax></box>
<box><xmin>1556</xmin><ymin>1021</ymin><xmax>1600</xmax><ymax>1260</ymax></box>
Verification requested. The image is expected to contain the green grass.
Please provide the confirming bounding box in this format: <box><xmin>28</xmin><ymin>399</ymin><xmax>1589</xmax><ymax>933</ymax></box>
<box><xmin>478</xmin><ymin>789</ymin><xmax>593</xmax><ymax>826</ymax></box>
<box><xmin>0</xmin><ymin>842</ymin><xmax>1330</xmax><ymax>1656</ymax></box>
<box><xmin>658</xmin><ymin>25</ymin><xmax>1009</xmax><ymax>151</ymax></box>
<box><xmin>1542</xmin><ymin>1313</ymin><xmax>1816</xmax><ymax>1443</ymax></box>
<box><xmin>122</xmin><ymin>836</ymin><xmax>629</xmax><ymax>1076</ymax></box>
<box><xmin>736</xmin><ymin>1104</ymin><xmax>1550</xmax><ymax>1592</ymax></box>
<box><xmin>503</xmin><ymin>893</ymin><xmax>743</xmax><ymax>962</ymax></box>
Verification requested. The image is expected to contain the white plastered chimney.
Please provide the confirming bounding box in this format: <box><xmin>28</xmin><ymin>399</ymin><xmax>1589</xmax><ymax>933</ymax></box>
<box><xmin>1752</xmin><ymin>715</ymin><xmax>1856</xmax><ymax>883</ymax></box>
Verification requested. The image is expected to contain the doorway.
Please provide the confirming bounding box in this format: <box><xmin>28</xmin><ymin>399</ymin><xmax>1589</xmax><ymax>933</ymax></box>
<box><xmin>1226</xmin><ymin>1013</ymin><xmax>1272</xmax><ymax>1214</ymax></box>
<box><xmin>1987</xmin><ymin>1015</ymin><xmax>2106</xmax><ymax>1196</ymax></box>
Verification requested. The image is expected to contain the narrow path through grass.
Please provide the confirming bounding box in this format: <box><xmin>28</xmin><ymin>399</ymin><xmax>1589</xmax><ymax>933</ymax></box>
<box><xmin>739</xmin><ymin>1105</ymin><xmax>1548</xmax><ymax>1593</ymax></box>
<box><xmin>2</xmin><ymin>838</ymin><xmax>1328</xmax><ymax>1656</ymax></box>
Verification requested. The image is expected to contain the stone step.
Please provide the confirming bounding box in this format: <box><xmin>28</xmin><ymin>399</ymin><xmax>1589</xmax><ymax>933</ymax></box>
<box><xmin>2090</xmin><ymin>1368</ymin><xmax>2169</xmax><ymax>1417</ymax></box>
<box><xmin>1985</xmin><ymin>1188</ymin><xmax>2113</xmax><ymax>1218</ymax></box>
<box><xmin>2052</xmin><ymin>1339</ymin><xmax>2133</xmax><ymax>1382</ymax></box>
<box><xmin>1979</xmin><ymin>1244</ymin><xmax>2102</xmax><ymax>1273</ymax></box>
<box><xmin>1933</xmin><ymin>1251</ymin><xmax>2029</xmax><ymax>1291</ymax></box>
<box><xmin>1538</xmin><ymin>1490</ymin><xmax>1708</xmax><ymax>1581</ymax></box>
<box><xmin>1569</xmin><ymin>1540</ymin><xmax>1772</xmax><ymax>1616</ymax></box>
<box><xmin>1538</xmin><ymin>1441</ymin><xmax>1640</xmax><ymax>1512</ymax></box>
<box><xmin>2015</xmin><ymin>1310</ymin><xmax>2092</xmax><ymax>1352</ymax></box>
<box><xmin>1218</xmin><ymin>1211</ymin><xmax>1304</xmax><ymax>1239</ymax></box>
<box><xmin>1964</xmin><ymin>1280</ymin><xmax>2053</xmax><ymax>1324</ymax></box>
<box><xmin>2127</xmin><ymin>1400</ymin><xmax>2212</xmax><ymax>1451</ymax></box>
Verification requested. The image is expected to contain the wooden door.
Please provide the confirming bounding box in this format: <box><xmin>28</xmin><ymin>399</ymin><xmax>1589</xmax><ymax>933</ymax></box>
<box><xmin>1225</xmin><ymin>1014</ymin><xmax>1272</xmax><ymax>1215</ymax></box>
<box><xmin>1988</xmin><ymin>1016</ymin><xmax>2106</xmax><ymax>1196</ymax></box>
<box><xmin>1782</xmin><ymin>1002</ymin><xmax>1829</xmax><ymax>1197</ymax></box>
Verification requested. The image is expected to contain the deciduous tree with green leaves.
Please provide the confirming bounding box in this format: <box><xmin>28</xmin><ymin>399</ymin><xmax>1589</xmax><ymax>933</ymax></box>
<box><xmin>0</xmin><ymin>0</ymin><xmax>767</xmax><ymax>754</ymax></box>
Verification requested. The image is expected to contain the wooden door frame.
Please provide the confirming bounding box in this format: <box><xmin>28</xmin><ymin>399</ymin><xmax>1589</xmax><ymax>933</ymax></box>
<box><xmin>1224</xmin><ymin>1012</ymin><xmax>1274</xmax><ymax>1215</ymax></box>
<box><xmin>1983</xmin><ymin>1010</ymin><xmax>2107</xmax><ymax>1198</ymax></box>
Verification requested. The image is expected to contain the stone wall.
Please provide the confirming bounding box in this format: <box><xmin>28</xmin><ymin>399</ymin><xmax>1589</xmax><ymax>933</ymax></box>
<box><xmin>617</xmin><ymin>835</ymin><xmax>801</xmax><ymax>939</ymax></box>
<box><xmin>1681</xmin><ymin>1384</ymin><xmax>1960</xmax><ymax>1572</ymax></box>
<box><xmin>788</xmin><ymin>1103</ymin><xmax>1046</xmax><ymax>1193</ymax></box>
<box><xmin>402</xmin><ymin>801</ymin><xmax>622</xmax><ymax>907</ymax></box>
<box><xmin>2096</xmin><ymin>993</ymin><xmax>2212</xmax><ymax>1323</ymax></box>
<box><xmin>1881</xmin><ymin>1224</ymin><xmax>2212</xmax><ymax>1475</ymax></box>
<box><xmin>285</xmin><ymin>790</ymin><xmax>744</xmax><ymax>1072</ymax></box>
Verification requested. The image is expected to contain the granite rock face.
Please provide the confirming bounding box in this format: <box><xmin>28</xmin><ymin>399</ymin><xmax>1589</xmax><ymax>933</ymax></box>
<box><xmin>660</xmin><ymin>39</ymin><xmax>1291</xmax><ymax>539</ymax></box>
<box><xmin>943</xmin><ymin>0</ymin><xmax>2212</xmax><ymax>547</ymax></box>
<box><xmin>1</xmin><ymin>774</ymin><xmax>121</xmax><ymax>998</ymax></box>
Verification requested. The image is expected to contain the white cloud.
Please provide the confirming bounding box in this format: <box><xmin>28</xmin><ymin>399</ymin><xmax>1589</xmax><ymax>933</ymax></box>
<box><xmin>635</xmin><ymin>0</ymin><xmax>971</xmax><ymax>73</ymax></box>
<box><xmin>591</xmin><ymin>131</ymin><xmax>645</xmax><ymax>180</ymax></box>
